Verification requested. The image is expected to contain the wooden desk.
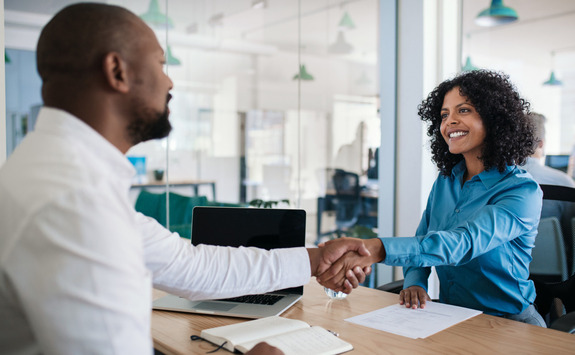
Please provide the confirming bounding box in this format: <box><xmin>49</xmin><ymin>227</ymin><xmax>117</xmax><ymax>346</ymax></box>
<box><xmin>151</xmin><ymin>282</ymin><xmax>575</xmax><ymax>354</ymax></box>
<box><xmin>131</xmin><ymin>180</ymin><xmax>216</xmax><ymax>200</ymax></box>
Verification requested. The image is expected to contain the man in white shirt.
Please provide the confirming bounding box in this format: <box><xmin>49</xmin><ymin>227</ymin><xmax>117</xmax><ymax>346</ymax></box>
<box><xmin>0</xmin><ymin>4</ymin><xmax>370</xmax><ymax>354</ymax></box>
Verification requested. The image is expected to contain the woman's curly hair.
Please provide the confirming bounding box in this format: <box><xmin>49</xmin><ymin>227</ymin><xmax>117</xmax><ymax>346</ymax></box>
<box><xmin>418</xmin><ymin>70</ymin><xmax>534</xmax><ymax>176</ymax></box>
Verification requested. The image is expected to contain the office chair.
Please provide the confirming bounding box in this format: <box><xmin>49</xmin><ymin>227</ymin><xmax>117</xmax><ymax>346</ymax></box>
<box><xmin>331</xmin><ymin>169</ymin><xmax>362</xmax><ymax>237</ymax></box>
<box><xmin>538</xmin><ymin>184</ymin><xmax>575</xmax><ymax>276</ymax></box>
<box><xmin>533</xmin><ymin>273</ymin><xmax>575</xmax><ymax>333</ymax></box>
<box><xmin>376</xmin><ymin>279</ymin><xmax>404</xmax><ymax>294</ymax></box>
<box><xmin>529</xmin><ymin>217</ymin><xmax>568</xmax><ymax>282</ymax></box>
<box><xmin>134</xmin><ymin>190</ymin><xmax>207</xmax><ymax>239</ymax></box>
<box><xmin>531</xmin><ymin>184</ymin><xmax>575</xmax><ymax>331</ymax></box>
<box><xmin>569</xmin><ymin>217</ymin><xmax>575</xmax><ymax>275</ymax></box>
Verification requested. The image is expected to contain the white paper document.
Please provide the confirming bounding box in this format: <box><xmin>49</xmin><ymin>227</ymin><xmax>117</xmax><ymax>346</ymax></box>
<box><xmin>345</xmin><ymin>302</ymin><xmax>482</xmax><ymax>339</ymax></box>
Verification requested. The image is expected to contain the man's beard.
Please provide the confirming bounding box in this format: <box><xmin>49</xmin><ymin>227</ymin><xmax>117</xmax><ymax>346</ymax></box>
<box><xmin>126</xmin><ymin>97</ymin><xmax>172</xmax><ymax>145</ymax></box>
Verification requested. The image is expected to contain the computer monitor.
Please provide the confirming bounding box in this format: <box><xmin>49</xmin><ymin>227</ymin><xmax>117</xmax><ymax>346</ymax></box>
<box><xmin>545</xmin><ymin>155</ymin><xmax>570</xmax><ymax>173</ymax></box>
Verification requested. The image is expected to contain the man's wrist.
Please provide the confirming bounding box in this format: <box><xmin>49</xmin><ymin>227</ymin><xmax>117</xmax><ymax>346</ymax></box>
<box><xmin>306</xmin><ymin>248</ymin><xmax>319</xmax><ymax>276</ymax></box>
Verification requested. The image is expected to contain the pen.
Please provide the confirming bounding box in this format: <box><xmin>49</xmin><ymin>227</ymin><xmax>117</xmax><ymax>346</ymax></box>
<box><xmin>327</xmin><ymin>329</ymin><xmax>339</xmax><ymax>337</ymax></box>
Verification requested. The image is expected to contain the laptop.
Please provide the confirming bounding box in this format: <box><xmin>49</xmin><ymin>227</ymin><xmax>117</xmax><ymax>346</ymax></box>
<box><xmin>152</xmin><ymin>206</ymin><xmax>306</xmax><ymax>318</ymax></box>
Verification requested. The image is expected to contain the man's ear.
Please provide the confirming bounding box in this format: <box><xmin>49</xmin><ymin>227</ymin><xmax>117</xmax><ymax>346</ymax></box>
<box><xmin>102</xmin><ymin>52</ymin><xmax>129</xmax><ymax>93</ymax></box>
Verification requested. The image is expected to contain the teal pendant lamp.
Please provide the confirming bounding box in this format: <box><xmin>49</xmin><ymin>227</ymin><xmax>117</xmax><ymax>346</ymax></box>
<box><xmin>338</xmin><ymin>11</ymin><xmax>355</xmax><ymax>31</ymax></box>
<box><xmin>140</xmin><ymin>0</ymin><xmax>174</xmax><ymax>29</ymax></box>
<box><xmin>166</xmin><ymin>46</ymin><xmax>181</xmax><ymax>66</ymax></box>
<box><xmin>4</xmin><ymin>51</ymin><xmax>10</xmax><ymax>64</ymax></box>
<box><xmin>293</xmin><ymin>64</ymin><xmax>314</xmax><ymax>81</ymax></box>
<box><xmin>543</xmin><ymin>52</ymin><xmax>562</xmax><ymax>86</ymax></box>
<box><xmin>543</xmin><ymin>71</ymin><xmax>562</xmax><ymax>86</ymax></box>
<box><xmin>475</xmin><ymin>0</ymin><xmax>518</xmax><ymax>27</ymax></box>
<box><xmin>462</xmin><ymin>56</ymin><xmax>479</xmax><ymax>72</ymax></box>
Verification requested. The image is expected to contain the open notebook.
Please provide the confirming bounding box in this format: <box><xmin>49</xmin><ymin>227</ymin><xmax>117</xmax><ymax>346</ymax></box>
<box><xmin>152</xmin><ymin>206</ymin><xmax>306</xmax><ymax>318</ymax></box>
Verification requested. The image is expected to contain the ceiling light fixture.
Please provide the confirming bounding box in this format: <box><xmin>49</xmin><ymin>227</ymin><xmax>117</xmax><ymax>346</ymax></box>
<box><xmin>542</xmin><ymin>71</ymin><xmax>562</xmax><ymax>86</ymax></box>
<box><xmin>475</xmin><ymin>0</ymin><xmax>518</xmax><ymax>27</ymax></box>
<box><xmin>461</xmin><ymin>56</ymin><xmax>479</xmax><ymax>72</ymax></box>
<box><xmin>208</xmin><ymin>13</ymin><xmax>224</xmax><ymax>27</ymax></box>
<box><xmin>355</xmin><ymin>71</ymin><xmax>371</xmax><ymax>86</ymax></box>
<box><xmin>338</xmin><ymin>11</ymin><xmax>355</xmax><ymax>31</ymax></box>
<box><xmin>543</xmin><ymin>52</ymin><xmax>562</xmax><ymax>86</ymax></box>
<box><xmin>293</xmin><ymin>64</ymin><xmax>314</xmax><ymax>81</ymax></box>
<box><xmin>252</xmin><ymin>0</ymin><xmax>268</xmax><ymax>10</ymax></box>
<box><xmin>165</xmin><ymin>46</ymin><xmax>181</xmax><ymax>66</ymax></box>
<box><xmin>329</xmin><ymin>32</ymin><xmax>354</xmax><ymax>55</ymax></box>
<box><xmin>140</xmin><ymin>0</ymin><xmax>175</xmax><ymax>29</ymax></box>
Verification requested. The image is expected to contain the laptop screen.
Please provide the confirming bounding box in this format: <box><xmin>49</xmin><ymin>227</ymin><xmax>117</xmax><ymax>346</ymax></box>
<box><xmin>191</xmin><ymin>206</ymin><xmax>306</xmax><ymax>294</ymax></box>
<box><xmin>191</xmin><ymin>207</ymin><xmax>305</xmax><ymax>249</ymax></box>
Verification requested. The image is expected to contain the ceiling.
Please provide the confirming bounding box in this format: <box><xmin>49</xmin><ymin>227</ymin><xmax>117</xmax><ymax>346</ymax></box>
<box><xmin>5</xmin><ymin>0</ymin><xmax>575</xmax><ymax>69</ymax></box>
<box><xmin>462</xmin><ymin>0</ymin><xmax>575</xmax><ymax>67</ymax></box>
<box><xmin>4</xmin><ymin>0</ymin><xmax>376</xmax><ymax>59</ymax></box>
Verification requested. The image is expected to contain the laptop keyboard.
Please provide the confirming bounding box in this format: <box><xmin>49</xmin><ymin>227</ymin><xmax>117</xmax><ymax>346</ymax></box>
<box><xmin>221</xmin><ymin>294</ymin><xmax>284</xmax><ymax>305</ymax></box>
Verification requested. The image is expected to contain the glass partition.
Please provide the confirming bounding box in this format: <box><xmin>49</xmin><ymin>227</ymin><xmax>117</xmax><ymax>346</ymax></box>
<box><xmin>4</xmin><ymin>0</ymin><xmax>381</xmax><ymax>248</ymax></box>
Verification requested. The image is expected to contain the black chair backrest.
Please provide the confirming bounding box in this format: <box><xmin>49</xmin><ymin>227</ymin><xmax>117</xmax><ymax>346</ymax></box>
<box><xmin>540</xmin><ymin>184</ymin><xmax>575</xmax><ymax>202</ymax></box>
<box><xmin>332</xmin><ymin>169</ymin><xmax>360</xmax><ymax>197</ymax></box>
<box><xmin>331</xmin><ymin>169</ymin><xmax>361</xmax><ymax>229</ymax></box>
<box><xmin>533</xmin><ymin>184</ymin><xmax>575</xmax><ymax>328</ymax></box>
<box><xmin>539</xmin><ymin>184</ymin><xmax>575</xmax><ymax>276</ymax></box>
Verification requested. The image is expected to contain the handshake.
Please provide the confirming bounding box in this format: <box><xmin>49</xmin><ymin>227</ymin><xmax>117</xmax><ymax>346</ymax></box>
<box><xmin>307</xmin><ymin>237</ymin><xmax>386</xmax><ymax>294</ymax></box>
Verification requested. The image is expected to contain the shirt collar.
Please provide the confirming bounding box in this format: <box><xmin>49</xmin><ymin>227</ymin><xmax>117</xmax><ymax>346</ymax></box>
<box><xmin>35</xmin><ymin>107</ymin><xmax>135</xmax><ymax>180</ymax></box>
<box><xmin>451</xmin><ymin>160</ymin><xmax>515</xmax><ymax>189</ymax></box>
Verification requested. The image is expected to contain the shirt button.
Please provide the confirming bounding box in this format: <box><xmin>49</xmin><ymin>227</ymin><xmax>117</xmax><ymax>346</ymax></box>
<box><xmin>455</xmin><ymin>209</ymin><xmax>460</xmax><ymax>213</ymax></box>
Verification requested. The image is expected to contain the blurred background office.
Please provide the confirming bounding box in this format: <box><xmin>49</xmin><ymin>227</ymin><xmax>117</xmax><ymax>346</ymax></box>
<box><xmin>2</xmin><ymin>0</ymin><xmax>575</xmax><ymax>288</ymax></box>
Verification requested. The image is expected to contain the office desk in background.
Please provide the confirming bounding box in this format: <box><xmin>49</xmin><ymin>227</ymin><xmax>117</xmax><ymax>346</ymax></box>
<box><xmin>131</xmin><ymin>180</ymin><xmax>216</xmax><ymax>200</ymax></box>
<box><xmin>317</xmin><ymin>188</ymin><xmax>378</xmax><ymax>239</ymax></box>
<box><xmin>151</xmin><ymin>282</ymin><xmax>575</xmax><ymax>354</ymax></box>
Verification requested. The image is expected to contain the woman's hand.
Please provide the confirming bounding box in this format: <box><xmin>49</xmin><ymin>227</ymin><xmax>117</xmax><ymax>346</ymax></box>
<box><xmin>399</xmin><ymin>285</ymin><xmax>431</xmax><ymax>309</ymax></box>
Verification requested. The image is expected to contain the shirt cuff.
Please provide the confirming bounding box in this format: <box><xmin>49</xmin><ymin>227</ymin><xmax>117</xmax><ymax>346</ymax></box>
<box><xmin>380</xmin><ymin>237</ymin><xmax>422</xmax><ymax>266</ymax></box>
<box><xmin>403</xmin><ymin>267</ymin><xmax>430</xmax><ymax>291</ymax></box>
<box><xmin>277</xmin><ymin>247</ymin><xmax>311</xmax><ymax>287</ymax></box>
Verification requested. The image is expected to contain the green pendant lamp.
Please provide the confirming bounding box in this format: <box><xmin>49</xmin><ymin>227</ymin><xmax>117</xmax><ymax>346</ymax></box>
<box><xmin>293</xmin><ymin>64</ymin><xmax>314</xmax><ymax>81</ymax></box>
<box><xmin>4</xmin><ymin>51</ymin><xmax>10</xmax><ymax>64</ymax></box>
<box><xmin>543</xmin><ymin>71</ymin><xmax>562</xmax><ymax>86</ymax></box>
<box><xmin>543</xmin><ymin>52</ymin><xmax>562</xmax><ymax>86</ymax></box>
<box><xmin>166</xmin><ymin>46</ymin><xmax>181</xmax><ymax>66</ymax></box>
<box><xmin>462</xmin><ymin>56</ymin><xmax>479</xmax><ymax>72</ymax></box>
<box><xmin>338</xmin><ymin>11</ymin><xmax>355</xmax><ymax>31</ymax></box>
<box><xmin>475</xmin><ymin>0</ymin><xmax>518</xmax><ymax>27</ymax></box>
<box><xmin>140</xmin><ymin>0</ymin><xmax>174</xmax><ymax>29</ymax></box>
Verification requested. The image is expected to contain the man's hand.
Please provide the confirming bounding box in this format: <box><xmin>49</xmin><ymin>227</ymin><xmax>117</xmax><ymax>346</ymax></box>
<box><xmin>245</xmin><ymin>342</ymin><xmax>283</xmax><ymax>355</ymax></box>
<box><xmin>399</xmin><ymin>285</ymin><xmax>431</xmax><ymax>309</ymax></box>
<box><xmin>315</xmin><ymin>238</ymin><xmax>386</xmax><ymax>291</ymax></box>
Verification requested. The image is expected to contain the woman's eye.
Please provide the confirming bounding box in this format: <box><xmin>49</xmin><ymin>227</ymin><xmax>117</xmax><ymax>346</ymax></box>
<box><xmin>460</xmin><ymin>107</ymin><xmax>470</xmax><ymax>113</ymax></box>
<box><xmin>441</xmin><ymin>113</ymin><xmax>448</xmax><ymax>120</ymax></box>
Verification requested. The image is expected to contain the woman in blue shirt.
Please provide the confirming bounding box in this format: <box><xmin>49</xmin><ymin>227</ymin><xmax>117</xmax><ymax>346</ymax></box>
<box><xmin>320</xmin><ymin>70</ymin><xmax>545</xmax><ymax>326</ymax></box>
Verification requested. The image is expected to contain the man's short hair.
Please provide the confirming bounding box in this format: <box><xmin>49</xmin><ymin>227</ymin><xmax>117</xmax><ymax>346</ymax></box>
<box><xmin>36</xmin><ymin>3</ymin><xmax>140</xmax><ymax>83</ymax></box>
<box><xmin>527</xmin><ymin>112</ymin><xmax>546</xmax><ymax>150</ymax></box>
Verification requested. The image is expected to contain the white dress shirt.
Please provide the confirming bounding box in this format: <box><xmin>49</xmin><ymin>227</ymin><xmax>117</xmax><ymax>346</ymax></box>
<box><xmin>0</xmin><ymin>107</ymin><xmax>311</xmax><ymax>355</ymax></box>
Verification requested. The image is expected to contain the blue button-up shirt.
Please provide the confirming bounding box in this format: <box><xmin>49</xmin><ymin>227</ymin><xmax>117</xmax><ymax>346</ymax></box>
<box><xmin>381</xmin><ymin>161</ymin><xmax>542</xmax><ymax>315</ymax></box>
